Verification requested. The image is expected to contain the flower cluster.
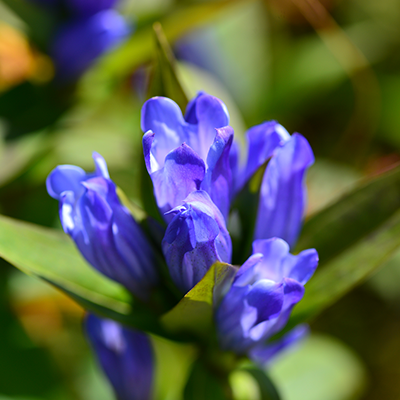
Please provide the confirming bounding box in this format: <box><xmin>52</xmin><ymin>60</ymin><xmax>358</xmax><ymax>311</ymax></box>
<box><xmin>47</xmin><ymin>92</ymin><xmax>318</xmax><ymax>398</ymax></box>
<box><xmin>30</xmin><ymin>0</ymin><xmax>130</xmax><ymax>80</ymax></box>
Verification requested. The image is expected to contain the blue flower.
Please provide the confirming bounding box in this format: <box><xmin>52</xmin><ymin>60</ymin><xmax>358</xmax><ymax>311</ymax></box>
<box><xmin>86</xmin><ymin>313</ymin><xmax>154</xmax><ymax>400</ymax></box>
<box><xmin>141</xmin><ymin>92</ymin><xmax>233</xmax><ymax>220</ymax></box>
<box><xmin>46</xmin><ymin>152</ymin><xmax>158</xmax><ymax>300</ymax></box>
<box><xmin>215</xmin><ymin>238</ymin><xmax>318</xmax><ymax>362</ymax></box>
<box><xmin>162</xmin><ymin>190</ymin><xmax>232</xmax><ymax>293</ymax></box>
<box><xmin>51</xmin><ymin>9</ymin><xmax>131</xmax><ymax>80</ymax></box>
<box><xmin>253</xmin><ymin>133</ymin><xmax>314</xmax><ymax>248</ymax></box>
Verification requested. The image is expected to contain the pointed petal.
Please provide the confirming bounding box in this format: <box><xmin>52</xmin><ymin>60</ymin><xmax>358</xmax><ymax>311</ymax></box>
<box><xmin>201</xmin><ymin>126</ymin><xmax>234</xmax><ymax>220</ymax></box>
<box><xmin>254</xmin><ymin>134</ymin><xmax>314</xmax><ymax>248</ymax></box>
<box><xmin>243</xmin><ymin>121</ymin><xmax>290</xmax><ymax>187</ymax></box>
<box><xmin>249</xmin><ymin>325</ymin><xmax>309</xmax><ymax>365</ymax></box>
<box><xmin>251</xmin><ymin>238</ymin><xmax>290</xmax><ymax>282</ymax></box>
<box><xmin>184</xmin><ymin>92</ymin><xmax>230</xmax><ymax>161</ymax></box>
<box><xmin>46</xmin><ymin>165</ymin><xmax>86</xmax><ymax>199</ymax></box>
<box><xmin>282</xmin><ymin>248</ymin><xmax>319</xmax><ymax>285</ymax></box>
<box><xmin>151</xmin><ymin>144</ymin><xmax>206</xmax><ymax>216</ymax></box>
<box><xmin>141</xmin><ymin>97</ymin><xmax>189</xmax><ymax>167</ymax></box>
<box><xmin>162</xmin><ymin>190</ymin><xmax>231</xmax><ymax>292</ymax></box>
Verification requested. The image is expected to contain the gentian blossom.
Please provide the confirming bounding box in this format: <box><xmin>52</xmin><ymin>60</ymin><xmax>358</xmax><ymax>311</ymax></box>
<box><xmin>46</xmin><ymin>152</ymin><xmax>158</xmax><ymax>301</ymax></box>
<box><xmin>162</xmin><ymin>190</ymin><xmax>232</xmax><ymax>293</ymax></box>
<box><xmin>215</xmin><ymin>238</ymin><xmax>318</xmax><ymax>362</ymax></box>
<box><xmin>86</xmin><ymin>314</ymin><xmax>154</xmax><ymax>400</ymax></box>
<box><xmin>141</xmin><ymin>92</ymin><xmax>233</xmax><ymax>220</ymax></box>
<box><xmin>47</xmin><ymin>90</ymin><xmax>318</xmax><ymax>393</ymax></box>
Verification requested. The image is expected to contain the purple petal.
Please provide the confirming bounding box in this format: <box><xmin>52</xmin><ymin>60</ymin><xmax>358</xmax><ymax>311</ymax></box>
<box><xmin>267</xmin><ymin>278</ymin><xmax>305</xmax><ymax>336</ymax></box>
<box><xmin>201</xmin><ymin>126</ymin><xmax>234</xmax><ymax>220</ymax></box>
<box><xmin>85</xmin><ymin>314</ymin><xmax>154</xmax><ymax>400</ymax></box>
<box><xmin>282</xmin><ymin>248</ymin><xmax>319</xmax><ymax>285</ymax></box>
<box><xmin>46</xmin><ymin>165</ymin><xmax>86</xmax><ymax>199</ymax></box>
<box><xmin>254</xmin><ymin>134</ymin><xmax>314</xmax><ymax>248</ymax></box>
<box><xmin>150</xmin><ymin>144</ymin><xmax>206</xmax><ymax>217</ymax></box>
<box><xmin>246</xmin><ymin>280</ymin><xmax>284</xmax><ymax>325</ymax></box>
<box><xmin>243</xmin><ymin>121</ymin><xmax>290</xmax><ymax>186</ymax></box>
<box><xmin>184</xmin><ymin>92</ymin><xmax>230</xmax><ymax>161</ymax></box>
<box><xmin>249</xmin><ymin>325</ymin><xmax>309</xmax><ymax>365</ymax></box>
<box><xmin>141</xmin><ymin>97</ymin><xmax>191</xmax><ymax>168</ymax></box>
<box><xmin>162</xmin><ymin>190</ymin><xmax>231</xmax><ymax>292</ymax></box>
<box><xmin>251</xmin><ymin>238</ymin><xmax>290</xmax><ymax>282</ymax></box>
<box><xmin>48</xmin><ymin>154</ymin><xmax>159</xmax><ymax>300</ymax></box>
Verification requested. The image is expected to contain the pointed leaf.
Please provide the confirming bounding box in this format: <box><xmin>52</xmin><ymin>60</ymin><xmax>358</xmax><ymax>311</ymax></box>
<box><xmin>288</xmin><ymin>208</ymin><xmax>400</xmax><ymax>328</ymax></box>
<box><xmin>0</xmin><ymin>215</ymin><xmax>165</xmax><ymax>334</ymax></box>
<box><xmin>184</xmin><ymin>359</ymin><xmax>233</xmax><ymax>400</ymax></box>
<box><xmin>161</xmin><ymin>262</ymin><xmax>237</xmax><ymax>338</ymax></box>
<box><xmin>148</xmin><ymin>22</ymin><xmax>189</xmax><ymax>111</ymax></box>
<box><xmin>240</xmin><ymin>366</ymin><xmax>281</xmax><ymax>400</ymax></box>
<box><xmin>297</xmin><ymin>165</ymin><xmax>400</xmax><ymax>264</ymax></box>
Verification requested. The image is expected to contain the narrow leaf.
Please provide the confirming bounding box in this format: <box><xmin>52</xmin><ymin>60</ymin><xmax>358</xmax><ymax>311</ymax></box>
<box><xmin>297</xmin><ymin>165</ymin><xmax>400</xmax><ymax>264</ymax></box>
<box><xmin>289</xmin><ymin>208</ymin><xmax>400</xmax><ymax>326</ymax></box>
<box><xmin>148</xmin><ymin>22</ymin><xmax>189</xmax><ymax>110</ymax></box>
<box><xmin>184</xmin><ymin>359</ymin><xmax>233</xmax><ymax>400</ymax></box>
<box><xmin>79</xmin><ymin>0</ymin><xmax>253</xmax><ymax>101</ymax></box>
<box><xmin>161</xmin><ymin>262</ymin><xmax>237</xmax><ymax>338</ymax></box>
<box><xmin>0</xmin><ymin>215</ymin><xmax>164</xmax><ymax>333</ymax></box>
<box><xmin>240</xmin><ymin>366</ymin><xmax>281</xmax><ymax>400</ymax></box>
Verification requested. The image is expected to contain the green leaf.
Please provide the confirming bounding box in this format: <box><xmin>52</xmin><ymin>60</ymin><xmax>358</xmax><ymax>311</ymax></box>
<box><xmin>148</xmin><ymin>22</ymin><xmax>189</xmax><ymax>111</ymax></box>
<box><xmin>297</xmin><ymin>165</ymin><xmax>400</xmax><ymax>264</ymax></box>
<box><xmin>239</xmin><ymin>366</ymin><xmax>281</xmax><ymax>400</ymax></box>
<box><xmin>268</xmin><ymin>334</ymin><xmax>366</xmax><ymax>400</ymax></box>
<box><xmin>0</xmin><ymin>214</ymin><xmax>164</xmax><ymax>333</ymax></box>
<box><xmin>161</xmin><ymin>262</ymin><xmax>237</xmax><ymax>338</ymax></box>
<box><xmin>289</xmin><ymin>208</ymin><xmax>400</xmax><ymax>327</ymax></box>
<box><xmin>183</xmin><ymin>359</ymin><xmax>233</xmax><ymax>400</ymax></box>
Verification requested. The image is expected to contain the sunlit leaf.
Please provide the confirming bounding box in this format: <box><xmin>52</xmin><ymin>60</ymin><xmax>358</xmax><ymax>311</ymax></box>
<box><xmin>161</xmin><ymin>262</ymin><xmax>237</xmax><ymax>338</ymax></box>
<box><xmin>0</xmin><ymin>214</ymin><xmax>165</xmax><ymax>334</ymax></box>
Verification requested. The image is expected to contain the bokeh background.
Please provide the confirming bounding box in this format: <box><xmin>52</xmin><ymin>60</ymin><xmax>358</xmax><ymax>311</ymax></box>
<box><xmin>0</xmin><ymin>0</ymin><xmax>400</xmax><ymax>399</ymax></box>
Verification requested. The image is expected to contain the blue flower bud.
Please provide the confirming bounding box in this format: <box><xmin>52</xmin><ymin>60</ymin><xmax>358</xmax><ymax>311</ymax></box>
<box><xmin>46</xmin><ymin>152</ymin><xmax>158</xmax><ymax>300</ymax></box>
<box><xmin>162</xmin><ymin>191</ymin><xmax>232</xmax><ymax>293</ymax></box>
<box><xmin>51</xmin><ymin>9</ymin><xmax>130</xmax><ymax>80</ymax></box>
<box><xmin>254</xmin><ymin>133</ymin><xmax>314</xmax><ymax>248</ymax></box>
<box><xmin>216</xmin><ymin>238</ymin><xmax>318</xmax><ymax>362</ymax></box>
<box><xmin>141</xmin><ymin>92</ymin><xmax>233</xmax><ymax>220</ymax></box>
<box><xmin>86</xmin><ymin>314</ymin><xmax>154</xmax><ymax>400</ymax></box>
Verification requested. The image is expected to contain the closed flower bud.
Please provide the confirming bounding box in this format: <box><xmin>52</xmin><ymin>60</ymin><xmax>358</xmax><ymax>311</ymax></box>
<box><xmin>86</xmin><ymin>314</ymin><xmax>154</xmax><ymax>400</ymax></box>
<box><xmin>162</xmin><ymin>190</ymin><xmax>232</xmax><ymax>293</ymax></box>
<box><xmin>46</xmin><ymin>152</ymin><xmax>158</xmax><ymax>300</ymax></box>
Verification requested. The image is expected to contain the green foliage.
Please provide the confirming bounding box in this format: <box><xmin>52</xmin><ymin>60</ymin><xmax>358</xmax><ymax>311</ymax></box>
<box><xmin>161</xmin><ymin>262</ymin><xmax>237</xmax><ymax>339</ymax></box>
<box><xmin>297</xmin><ymin>165</ymin><xmax>400</xmax><ymax>264</ymax></box>
<box><xmin>290</xmin><ymin>207</ymin><xmax>400</xmax><ymax>327</ymax></box>
<box><xmin>148</xmin><ymin>22</ymin><xmax>189</xmax><ymax>111</ymax></box>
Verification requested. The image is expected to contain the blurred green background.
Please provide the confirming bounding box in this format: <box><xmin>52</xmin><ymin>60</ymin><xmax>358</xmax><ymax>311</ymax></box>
<box><xmin>0</xmin><ymin>0</ymin><xmax>400</xmax><ymax>399</ymax></box>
